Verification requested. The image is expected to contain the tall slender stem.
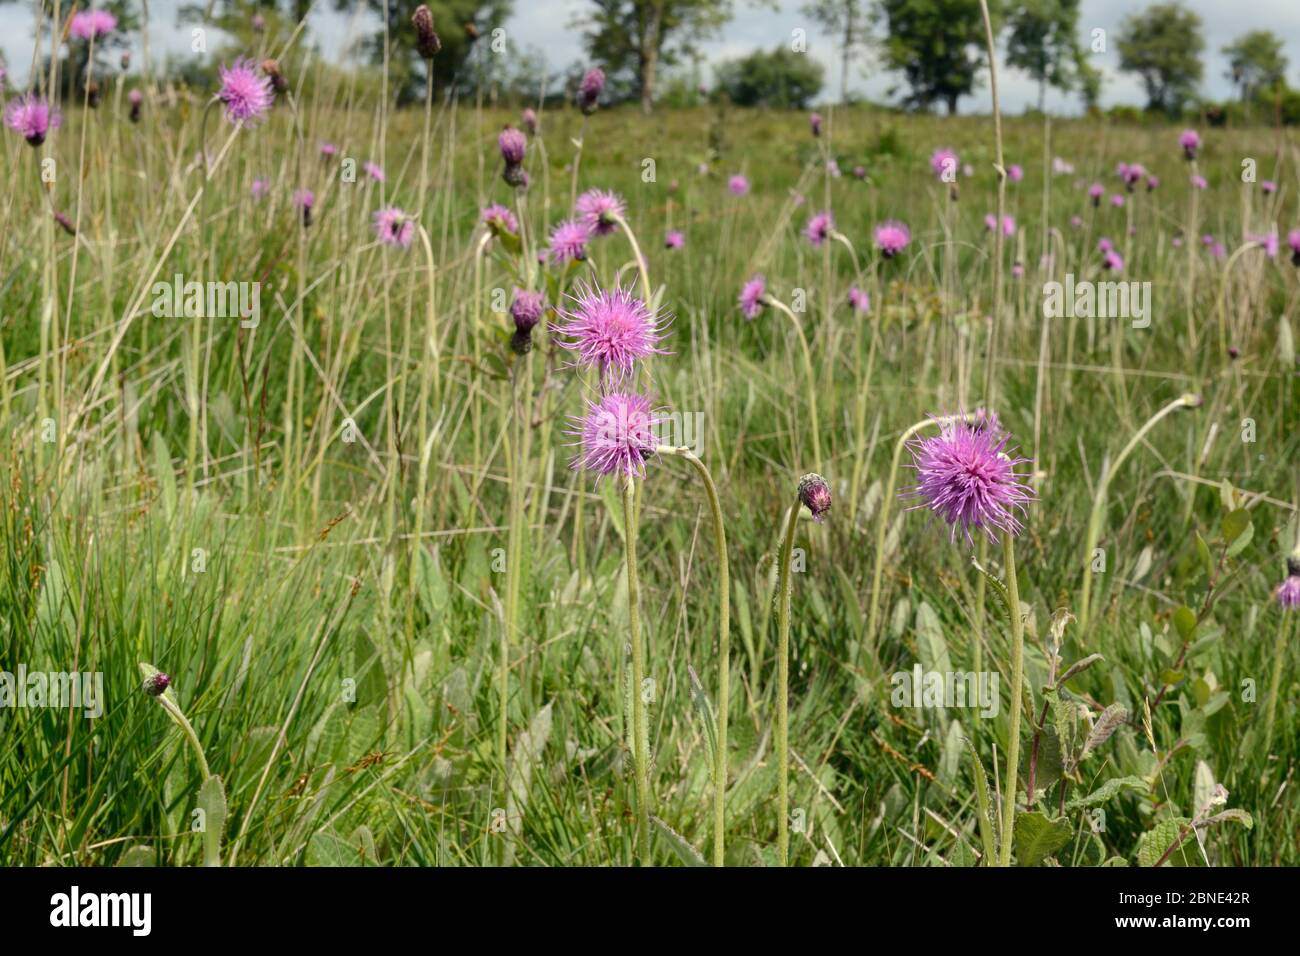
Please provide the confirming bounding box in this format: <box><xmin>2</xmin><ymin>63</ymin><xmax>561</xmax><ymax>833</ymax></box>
<box><xmin>998</xmin><ymin>532</ymin><xmax>1025</xmax><ymax>867</ymax></box>
<box><xmin>775</xmin><ymin>503</ymin><xmax>799</xmax><ymax>866</ymax></box>
<box><xmin>765</xmin><ymin>296</ymin><xmax>822</xmax><ymax>470</ymax></box>
<box><xmin>1263</xmin><ymin>612</ymin><xmax>1292</xmax><ymax>753</ymax></box>
<box><xmin>623</xmin><ymin>476</ymin><xmax>652</xmax><ymax>863</ymax></box>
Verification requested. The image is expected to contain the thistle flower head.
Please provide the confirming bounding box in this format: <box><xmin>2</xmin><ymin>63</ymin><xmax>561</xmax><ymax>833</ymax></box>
<box><xmin>70</xmin><ymin>10</ymin><xmax>117</xmax><ymax>40</ymax></box>
<box><xmin>294</xmin><ymin>188</ymin><xmax>314</xmax><ymax>227</ymax></box>
<box><xmin>320</xmin><ymin>141</ymin><xmax>338</xmax><ymax>157</ymax></box>
<box><xmin>797</xmin><ymin>473</ymin><xmax>832</xmax><ymax>521</ymax></box>
<box><xmin>739</xmin><ymin>274</ymin><xmax>766</xmax><ymax>320</ymax></box>
<box><xmin>4</xmin><ymin>94</ymin><xmax>61</xmax><ymax>146</ymax></box>
<box><xmin>143</xmin><ymin>672</ymin><xmax>171</xmax><ymax>696</ymax></box>
<box><xmin>930</xmin><ymin>147</ymin><xmax>958</xmax><ymax>180</ymax></box>
<box><xmin>481</xmin><ymin>204</ymin><xmax>519</xmax><ymax>236</ymax></box>
<box><xmin>579</xmin><ymin>68</ymin><xmax>606</xmax><ymax>112</ymax></box>
<box><xmin>364</xmin><ymin>161</ymin><xmax>385</xmax><ymax>182</ymax></box>
<box><xmin>252</xmin><ymin>12</ymin><xmax>266</xmax><ymax>32</ymax></box>
<box><xmin>1146</xmin><ymin>174</ymin><xmax>1160</xmax><ymax>191</ymax></box>
<box><xmin>1007</xmin><ymin>164</ymin><xmax>1023</xmax><ymax>182</ymax></box>
<box><xmin>984</xmin><ymin>213</ymin><xmax>1015</xmax><ymax>237</ymax></box>
<box><xmin>218</xmin><ymin>58</ymin><xmax>275</xmax><ymax>126</ymax></box>
<box><xmin>1180</xmin><ymin>128</ymin><xmax>1201</xmax><ymax>159</ymax></box>
<box><xmin>1288</xmin><ymin>229</ymin><xmax>1300</xmax><ymax>265</ymax></box>
<box><xmin>128</xmin><ymin>89</ymin><xmax>144</xmax><ymax>106</ymax></box>
<box><xmin>576</xmin><ymin>188</ymin><xmax>625</xmax><ymax>236</ymax></box>
<box><xmin>1102</xmin><ymin>250</ymin><xmax>1124</xmax><ymax>272</ymax></box>
<box><xmin>412</xmin><ymin>5</ymin><xmax>442</xmax><ymax>59</ymax></box>
<box><xmin>547</xmin><ymin>219</ymin><xmax>591</xmax><ymax>264</ymax></box>
<box><xmin>1110</xmin><ymin>194</ymin><xmax>1125</xmax><ymax>208</ymax></box>
<box><xmin>54</xmin><ymin>209</ymin><xmax>76</xmax><ymax>236</ymax></box>
<box><xmin>510</xmin><ymin>289</ymin><xmax>546</xmax><ymax>333</ymax></box>
<box><xmin>569</xmin><ymin>392</ymin><xmax>661</xmax><ymax>481</ymax></box>
<box><xmin>521</xmin><ymin>107</ymin><xmax>538</xmax><ymax>135</ymax></box>
<box><xmin>852</xmin><ymin>165</ymin><xmax>867</xmax><ymax>180</ymax></box>
<box><xmin>373</xmin><ymin>206</ymin><xmax>415</xmax><ymax>248</ymax></box>
<box><xmin>1276</xmin><ymin>574</ymin><xmax>1300</xmax><ymax>610</ymax></box>
<box><xmin>1191</xmin><ymin>174</ymin><xmax>1208</xmax><ymax>190</ymax></box>
<box><xmin>809</xmin><ymin>112</ymin><xmax>822</xmax><ymax>137</ymax></box>
<box><xmin>848</xmin><ymin>286</ymin><xmax>870</xmax><ymax>313</ymax></box>
<box><xmin>552</xmin><ymin>281</ymin><xmax>669</xmax><ymax>381</ymax></box>
<box><xmin>874</xmin><ymin>220</ymin><xmax>910</xmax><ymax>257</ymax></box>
<box><xmin>251</xmin><ymin>178</ymin><xmax>271</xmax><ymax>199</ymax></box>
<box><xmin>804</xmin><ymin>210</ymin><xmax>834</xmax><ymax>247</ymax></box>
<box><xmin>1250</xmin><ymin>232</ymin><xmax>1280</xmax><ymax>258</ymax></box>
<box><xmin>728</xmin><ymin>174</ymin><xmax>750</xmax><ymax>196</ymax></box>
<box><xmin>904</xmin><ymin>414</ymin><xmax>1035</xmax><ymax>545</ymax></box>
<box><xmin>664</xmin><ymin>229</ymin><xmax>685</xmax><ymax>250</ymax></box>
<box><xmin>1262</xmin><ymin>180</ymin><xmax>1277</xmax><ymax>195</ymax></box>
<box><xmin>499</xmin><ymin>125</ymin><xmax>527</xmax><ymax>166</ymax></box>
<box><xmin>1121</xmin><ymin>162</ymin><xmax>1146</xmax><ymax>189</ymax></box>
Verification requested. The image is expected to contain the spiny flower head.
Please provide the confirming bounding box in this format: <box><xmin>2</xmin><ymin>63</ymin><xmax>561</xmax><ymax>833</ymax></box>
<box><xmin>576</xmin><ymin>188</ymin><xmax>625</xmax><ymax>236</ymax></box>
<box><xmin>499</xmin><ymin>126</ymin><xmax>527</xmax><ymax>166</ymax></box>
<box><xmin>510</xmin><ymin>288</ymin><xmax>546</xmax><ymax>333</ymax></box>
<box><xmin>481</xmin><ymin>204</ymin><xmax>519</xmax><ymax>236</ymax></box>
<box><xmin>364</xmin><ymin>161</ymin><xmax>385</xmax><ymax>182</ymax></box>
<box><xmin>1250</xmin><ymin>232</ymin><xmax>1279</xmax><ymax>258</ymax></box>
<box><xmin>1276</xmin><ymin>574</ymin><xmax>1300</xmax><ymax>610</ymax></box>
<box><xmin>143</xmin><ymin>672</ymin><xmax>171</xmax><ymax>696</ymax></box>
<box><xmin>1121</xmin><ymin>162</ymin><xmax>1146</xmax><ymax>189</ymax></box>
<box><xmin>874</xmin><ymin>220</ymin><xmax>910</xmax><ymax>258</ymax></box>
<box><xmin>804</xmin><ymin>210</ymin><xmax>834</xmax><ymax>247</ymax></box>
<box><xmin>664</xmin><ymin>229</ymin><xmax>684</xmax><ymax>250</ymax></box>
<box><xmin>798</xmin><ymin>473</ymin><xmax>832</xmax><ymax>521</ymax></box>
<box><xmin>984</xmin><ymin>213</ymin><xmax>1015</xmax><ymax>237</ymax></box>
<box><xmin>373</xmin><ymin>206</ymin><xmax>415</xmax><ymax>248</ymax></box>
<box><xmin>848</xmin><ymin>286</ymin><xmax>870</xmax><ymax>313</ymax></box>
<box><xmin>5</xmin><ymin>94</ymin><xmax>60</xmax><ymax>146</ymax></box>
<box><xmin>128</xmin><ymin>88</ymin><xmax>144</xmax><ymax>106</ymax></box>
<box><xmin>903</xmin><ymin>414</ymin><xmax>1035</xmax><ymax>545</ymax></box>
<box><xmin>547</xmin><ymin>219</ymin><xmax>591</xmax><ymax>264</ymax></box>
<box><xmin>1262</xmin><ymin>180</ymin><xmax>1277</xmax><ymax>195</ymax></box>
<box><xmin>728</xmin><ymin>174</ymin><xmax>750</xmax><ymax>196</ymax></box>
<box><xmin>320</xmin><ymin>142</ymin><xmax>338</xmax><ymax>157</ymax></box>
<box><xmin>1180</xmin><ymin>128</ymin><xmax>1201</xmax><ymax>159</ymax></box>
<box><xmin>570</xmin><ymin>392</ymin><xmax>661</xmax><ymax>481</ymax></box>
<box><xmin>739</xmin><ymin>274</ymin><xmax>766</xmax><ymax>320</ymax></box>
<box><xmin>1110</xmin><ymin>194</ymin><xmax>1125</xmax><ymax>208</ymax></box>
<box><xmin>552</xmin><ymin>281</ymin><xmax>669</xmax><ymax>381</ymax></box>
<box><xmin>294</xmin><ymin>188</ymin><xmax>314</xmax><ymax>227</ymax></box>
<box><xmin>930</xmin><ymin>147</ymin><xmax>958</xmax><ymax>180</ymax></box>
<box><xmin>1191</xmin><ymin>174</ymin><xmax>1207</xmax><ymax>190</ymax></box>
<box><xmin>70</xmin><ymin>9</ymin><xmax>117</xmax><ymax>40</ymax></box>
<box><xmin>579</xmin><ymin>68</ymin><xmax>606</xmax><ymax>112</ymax></box>
<box><xmin>1146</xmin><ymin>174</ymin><xmax>1160</xmax><ymax>191</ymax></box>
<box><xmin>218</xmin><ymin>58</ymin><xmax>274</xmax><ymax>126</ymax></box>
<box><xmin>1102</xmin><ymin>250</ymin><xmax>1124</xmax><ymax>272</ymax></box>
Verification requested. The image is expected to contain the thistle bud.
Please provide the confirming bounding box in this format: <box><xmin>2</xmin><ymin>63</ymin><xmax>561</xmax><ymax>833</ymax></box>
<box><xmin>120</xmin><ymin>51</ymin><xmax>131</xmax><ymax>71</ymax></box>
<box><xmin>261</xmin><ymin>59</ymin><xmax>289</xmax><ymax>94</ymax></box>
<box><xmin>53</xmin><ymin>209</ymin><xmax>76</xmax><ymax>237</ymax></box>
<box><xmin>797</xmin><ymin>473</ymin><xmax>831</xmax><ymax>522</ymax></box>
<box><xmin>579</xmin><ymin>68</ymin><xmax>605</xmax><ymax>114</ymax></box>
<box><xmin>143</xmin><ymin>672</ymin><xmax>171</xmax><ymax>696</ymax></box>
<box><xmin>85</xmin><ymin>80</ymin><xmax>100</xmax><ymax>109</ymax></box>
<box><xmin>464</xmin><ymin>22</ymin><xmax>480</xmax><ymax>41</ymax></box>
<box><xmin>412</xmin><ymin>5</ymin><xmax>441</xmax><ymax>60</ymax></box>
<box><xmin>521</xmin><ymin>107</ymin><xmax>538</xmax><ymax>135</ymax></box>
<box><xmin>128</xmin><ymin>88</ymin><xmax>143</xmax><ymax>123</ymax></box>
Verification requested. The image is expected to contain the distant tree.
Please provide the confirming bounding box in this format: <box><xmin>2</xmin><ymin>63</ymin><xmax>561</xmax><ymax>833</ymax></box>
<box><xmin>580</xmin><ymin>1</ymin><xmax>733</xmax><ymax>114</ymax></box>
<box><xmin>1115</xmin><ymin>2</ymin><xmax>1203</xmax><ymax>116</ymax></box>
<box><xmin>802</xmin><ymin>0</ymin><xmax>868</xmax><ymax>104</ymax></box>
<box><xmin>1004</xmin><ymin>0</ymin><xmax>1081</xmax><ymax>111</ymax></box>
<box><xmin>1221</xmin><ymin>30</ymin><xmax>1288</xmax><ymax>102</ymax></box>
<box><xmin>874</xmin><ymin>0</ymin><xmax>999</xmax><ymax>115</ymax></box>
<box><xmin>714</xmin><ymin>46</ymin><xmax>825</xmax><ymax>108</ymax></box>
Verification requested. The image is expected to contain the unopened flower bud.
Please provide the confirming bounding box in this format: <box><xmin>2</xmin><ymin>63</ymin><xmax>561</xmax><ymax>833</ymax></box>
<box><xmin>143</xmin><ymin>672</ymin><xmax>171</xmax><ymax>696</ymax></box>
<box><xmin>797</xmin><ymin>473</ymin><xmax>831</xmax><ymax>522</ymax></box>
<box><xmin>412</xmin><ymin>5</ymin><xmax>441</xmax><ymax>60</ymax></box>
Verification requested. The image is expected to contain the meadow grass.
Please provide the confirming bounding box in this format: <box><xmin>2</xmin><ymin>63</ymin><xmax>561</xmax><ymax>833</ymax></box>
<box><xmin>0</xmin><ymin>79</ymin><xmax>1297</xmax><ymax>866</ymax></box>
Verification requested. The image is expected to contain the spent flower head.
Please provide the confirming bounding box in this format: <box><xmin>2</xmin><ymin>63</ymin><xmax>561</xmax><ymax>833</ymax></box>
<box><xmin>798</xmin><ymin>474</ymin><xmax>832</xmax><ymax>522</ymax></box>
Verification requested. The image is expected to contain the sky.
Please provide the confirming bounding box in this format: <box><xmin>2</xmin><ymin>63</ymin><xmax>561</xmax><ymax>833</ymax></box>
<box><xmin>4</xmin><ymin>0</ymin><xmax>1300</xmax><ymax>114</ymax></box>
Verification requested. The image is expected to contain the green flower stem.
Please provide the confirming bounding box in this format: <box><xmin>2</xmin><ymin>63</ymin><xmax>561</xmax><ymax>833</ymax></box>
<box><xmin>776</xmin><ymin>502</ymin><xmax>800</xmax><ymax>866</ymax></box>
<box><xmin>998</xmin><ymin>532</ymin><xmax>1025</xmax><ymax>867</ymax></box>
<box><xmin>623</xmin><ymin>475</ymin><xmax>653</xmax><ymax>863</ymax></box>
<box><xmin>658</xmin><ymin>445</ymin><xmax>730</xmax><ymax>866</ymax></box>
<box><xmin>764</xmin><ymin>296</ymin><xmax>822</xmax><ymax>470</ymax></box>
<box><xmin>611</xmin><ymin>212</ymin><xmax>652</xmax><ymax>306</ymax></box>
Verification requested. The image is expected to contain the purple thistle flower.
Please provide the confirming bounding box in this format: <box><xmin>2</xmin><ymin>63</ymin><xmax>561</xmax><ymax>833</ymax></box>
<box><xmin>983</xmin><ymin>213</ymin><xmax>1015</xmax><ymax>237</ymax></box>
<box><xmin>739</xmin><ymin>274</ymin><xmax>766</xmax><ymax>320</ymax></box>
<box><xmin>804</xmin><ymin>210</ymin><xmax>834</xmax><ymax>247</ymax></box>
<box><xmin>798</xmin><ymin>473</ymin><xmax>832</xmax><ymax>521</ymax></box>
<box><xmin>1011</xmin><ymin>261</ymin><xmax>1024</xmax><ymax>278</ymax></box>
<box><xmin>930</xmin><ymin>147</ymin><xmax>958</xmax><ymax>180</ymax></box>
<box><xmin>728</xmin><ymin>174</ymin><xmax>750</xmax><ymax>196</ymax></box>
<box><xmin>1098</xmin><ymin>237</ymin><xmax>1113</xmax><ymax>253</ymax></box>
<box><xmin>1146</xmin><ymin>175</ymin><xmax>1159</xmax><ymax>191</ymax></box>
<box><xmin>1276</xmin><ymin>574</ymin><xmax>1300</xmax><ymax>610</ymax></box>
<box><xmin>1180</xmin><ymin>128</ymin><xmax>1201</xmax><ymax>160</ymax></box>
<box><xmin>1288</xmin><ymin>229</ymin><xmax>1300</xmax><ymax>266</ymax></box>
<box><xmin>1102</xmin><ymin>250</ymin><xmax>1124</xmax><ymax>272</ymax></box>
<box><xmin>848</xmin><ymin>286</ymin><xmax>870</xmax><ymax>313</ymax></box>
<box><xmin>570</xmin><ymin>392</ymin><xmax>661</xmax><ymax>481</ymax></box>
<box><xmin>481</xmin><ymin>204</ymin><xmax>519</xmax><ymax>236</ymax></box>
<box><xmin>252</xmin><ymin>13</ymin><xmax>266</xmax><ymax>32</ymax></box>
<box><xmin>294</xmin><ymin>188</ymin><xmax>314</xmax><ymax>227</ymax></box>
<box><xmin>903</xmin><ymin>415</ymin><xmax>1035</xmax><ymax>545</ymax></box>
<box><xmin>1261</xmin><ymin>180</ymin><xmax>1277</xmax><ymax>195</ymax></box>
<box><xmin>1007</xmin><ymin>164</ymin><xmax>1023</xmax><ymax>183</ymax></box>
<box><xmin>320</xmin><ymin>142</ymin><xmax>338</xmax><ymax>158</ymax></box>
<box><xmin>510</xmin><ymin>288</ymin><xmax>546</xmax><ymax>333</ymax></box>
<box><xmin>1088</xmin><ymin>182</ymin><xmax>1104</xmax><ymax>206</ymax></box>
<box><xmin>1070</xmin><ymin>215</ymin><xmax>1083</xmax><ymax>228</ymax></box>
<box><xmin>1191</xmin><ymin>174</ymin><xmax>1208</xmax><ymax>190</ymax></box>
<box><xmin>374</xmin><ymin>206</ymin><xmax>415</xmax><ymax>248</ymax></box>
<box><xmin>1110</xmin><ymin>194</ymin><xmax>1125</xmax><ymax>208</ymax></box>
<box><xmin>499</xmin><ymin>126</ymin><xmax>527</xmax><ymax>166</ymax></box>
<box><xmin>1249</xmin><ymin>232</ymin><xmax>1280</xmax><ymax>258</ymax></box>
<box><xmin>852</xmin><ymin>165</ymin><xmax>867</xmax><ymax>180</ymax></box>
<box><xmin>218</xmin><ymin>58</ymin><xmax>275</xmax><ymax>126</ymax></box>
<box><xmin>364</xmin><ymin>161</ymin><xmax>385</xmax><ymax>182</ymax></box>
<box><xmin>665</xmin><ymin>229</ymin><xmax>684</xmax><ymax>250</ymax></box>
<box><xmin>5</xmin><ymin>94</ymin><xmax>61</xmax><ymax>146</ymax></box>
<box><xmin>874</xmin><ymin>220</ymin><xmax>910</xmax><ymax>258</ymax></box>
<box><xmin>579</xmin><ymin>68</ymin><xmax>606</xmax><ymax>113</ymax></box>
<box><xmin>552</xmin><ymin>281</ymin><xmax>668</xmax><ymax>381</ymax></box>
<box><xmin>809</xmin><ymin>112</ymin><xmax>822</xmax><ymax>137</ymax></box>
<box><xmin>1122</xmin><ymin>163</ymin><xmax>1146</xmax><ymax>190</ymax></box>
<box><xmin>521</xmin><ymin>107</ymin><xmax>538</xmax><ymax>135</ymax></box>
<box><xmin>53</xmin><ymin>209</ymin><xmax>76</xmax><ymax>236</ymax></box>
<box><xmin>70</xmin><ymin>10</ymin><xmax>117</xmax><ymax>40</ymax></box>
<box><xmin>143</xmin><ymin>672</ymin><xmax>171</xmax><ymax>696</ymax></box>
<box><xmin>576</xmin><ymin>188</ymin><xmax>625</xmax><ymax>236</ymax></box>
<box><xmin>547</xmin><ymin>219</ymin><xmax>591</xmax><ymax>264</ymax></box>
<box><xmin>251</xmin><ymin>178</ymin><xmax>271</xmax><ymax>199</ymax></box>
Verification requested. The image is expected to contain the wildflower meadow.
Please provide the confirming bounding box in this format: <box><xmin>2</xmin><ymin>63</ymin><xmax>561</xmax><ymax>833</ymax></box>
<box><xmin>1</xmin><ymin>0</ymin><xmax>1298</xmax><ymax>884</ymax></box>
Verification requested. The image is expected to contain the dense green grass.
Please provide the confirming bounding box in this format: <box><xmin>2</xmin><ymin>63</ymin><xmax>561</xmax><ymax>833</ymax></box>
<box><xmin>0</xmin><ymin>78</ymin><xmax>1297</xmax><ymax>866</ymax></box>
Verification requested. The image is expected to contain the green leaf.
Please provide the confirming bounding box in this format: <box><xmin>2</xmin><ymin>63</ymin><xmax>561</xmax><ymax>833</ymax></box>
<box><xmin>197</xmin><ymin>775</ymin><xmax>227</xmax><ymax>867</ymax></box>
<box><xmin>1064</xmin><ymin>775</ymin><xmax>1147</xmax><ymax>811</ymax></box>
<box><xmin>1225</xmin><ymin>520</ymin><xmax>1253</xmax><ymax>559</ymax></box>
<box><xmin>651</xmin><ymin>816</ymin><xmax>708</xmax><ymax>867</ymax></box>
<box><xmin>687</xmin><ymin>665</ymin><xmax>718</xmax><ymax>782</ymax></box>
<box><xmin>1136</xmin><ymin>817</ymin><xmax>1194</xmax><ymax>867</ymax></box>
<box><xmin>1081</xmin><ymin>704</ymin><xmax>1129</xmax><ymax>758</ymax></box>
<box><xmin>1195</xmin><ymin>532</ymin><xmax>1214</xmax><ymax>580</ymax></box>
<box><xmin>116</xmin><ymin>845</ymin><xmax>155</xmax><ymax>867</ymax></box>
<box><xmin>1172</xmin><ymin>606</ymin><xmax>1197</xmax><ymax>643</ymax></box>
<box><xmin>1202</xmin><ymin>809</ymin><xmax>1253</xmax><ymax>830</ymax></box>
<box><xmin>1221</xmin><ymin>508</ymin><xmax>1251</xmax><ymax>544</ymax></box>
<box><xmin>1013</xmin><ymin>810</ymin><xmax>1073</xmax><ymax>866</ymax></box>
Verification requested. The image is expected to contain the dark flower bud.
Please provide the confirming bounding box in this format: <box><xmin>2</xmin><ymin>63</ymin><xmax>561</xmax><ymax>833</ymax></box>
<box><xmin>579</xmin><ymin>68</ymin><xmax>605</xmax><ymax>114</ymax></box>
<box><xmin>120</xmin><ymin>51</ymin><xmax>131</xmax><ymax>71</ymax></box>
<box><xmin>85</xmin><ymin>81</ymin><xmax>100</xmax><ymax>108</ymax></box>
<box><xmin>143</xmin><ymin>672</ymin><xmax>171</xmax><ymax>696</ymax></box>
<box><xmin>464</xmin><ymin>22</ymin><xmax>480</xmax><ymax>41</ymax></box>
<box><xmin>261</xmin><ymin>59</ymin><xmax>289</xmax><ymax>94</ymax></box>
<box><xmin>53</xmin><ymin>209</ymin><xmax>76</xmax><ymax>236</ymax></box>
<box><xmin>797</xmin><ymin>473</ymin><xmax>831</xmax><ymax>522</ymax></box>
<box><xmin>510</xmin><ymin>329</ymin><xmax>533</xmax><ymax>355</ymax></box>
<box><xmin>510</xmin><ymin>289</ymin><xmax>545</xmax><ymax>334</ymax></box>
<box><xmin>503</xmin><ymin>163</ymin><xmax>528</xmax><ymax>189</ymax></box>
<box><xmin>412</xmin><ymin>5</ymin><xmax>441</xmax><ymax>60</ymax></box>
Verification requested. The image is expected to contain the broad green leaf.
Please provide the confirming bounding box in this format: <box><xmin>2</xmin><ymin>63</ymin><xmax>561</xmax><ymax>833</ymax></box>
<box><xmin>1064</xmin><ymin>775</ymin><xmax>1147</xmax><ymax>811</ymax></box>
<box><xmin>651</xmin><ymin>815</ymin><xmax>708</xmax><ymax>867</ymax></box>
<box><xmin>1221</xmin><ymin>509</ymin><xmax>1250</xmax><ymax>544</ymax></box>
<box><xmin>1013</xmin><ymin>810</ymin><xmax>1073</xmax><ymax>867</ymax></box>
<box><xmin>1172</xmin><ymin>606</ymin><xmax>1197</xmax><ymax>643</ymax></box>
<box><xmin>1136</xmin><ymin>817</ymin><xmax>1194</xmax><ymax>867</ymax></box>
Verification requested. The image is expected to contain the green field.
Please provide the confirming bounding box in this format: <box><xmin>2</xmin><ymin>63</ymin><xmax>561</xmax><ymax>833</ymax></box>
<box><xmin>1</xmin><ymin>86</ymin><xmax>1297</xmax><ymax>866</ymax></box>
